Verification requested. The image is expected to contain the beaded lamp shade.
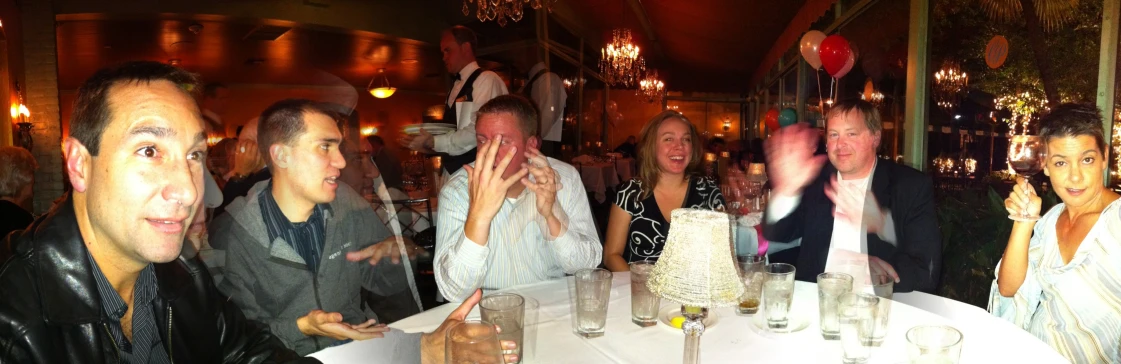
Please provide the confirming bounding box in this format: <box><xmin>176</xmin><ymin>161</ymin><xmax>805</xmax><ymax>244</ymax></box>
<box><xmin>647</xmin><ymin>208</ymin><xmax>744</xmax><ymax>307</ymax></box>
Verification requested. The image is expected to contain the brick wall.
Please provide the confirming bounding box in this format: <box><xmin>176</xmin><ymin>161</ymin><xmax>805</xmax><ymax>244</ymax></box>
<box><xmin>21</xmin><ymin>0</ymin><xmax>63</xmax><ymax>214</ymax></box>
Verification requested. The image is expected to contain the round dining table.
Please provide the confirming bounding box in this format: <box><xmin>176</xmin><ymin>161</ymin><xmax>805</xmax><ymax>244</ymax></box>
<box><xmin>309</xmin><ymin>272</ymin><xmax>1070</xmax><ymax>363</ymax></box>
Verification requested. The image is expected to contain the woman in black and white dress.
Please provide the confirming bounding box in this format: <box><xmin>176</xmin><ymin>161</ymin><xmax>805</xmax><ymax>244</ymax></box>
<box><xmin>603</xmin><ymin>111</ymin><xmax>725</xmax><ymax>271</ymax></box>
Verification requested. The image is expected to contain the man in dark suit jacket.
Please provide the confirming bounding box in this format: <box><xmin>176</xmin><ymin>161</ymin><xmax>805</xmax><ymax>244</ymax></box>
<box><xmin>762</xmin><ymin>99</ymin><xmax>941</xmax><ymax>293</ymax></box>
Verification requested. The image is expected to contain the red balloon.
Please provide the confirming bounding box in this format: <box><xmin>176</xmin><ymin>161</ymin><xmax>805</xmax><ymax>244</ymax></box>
<box><xmin>818</xmin><ymin>35</ymin><xmax>852</xmax><ymax>78</ymax></box>
<box><xmin>765</xmin><ymin>108</ymin><xmax>780</xmax><ymax>131</ymax></box>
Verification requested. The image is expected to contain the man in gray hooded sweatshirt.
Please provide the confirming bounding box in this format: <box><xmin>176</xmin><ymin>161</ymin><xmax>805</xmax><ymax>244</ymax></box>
<box><xmin>214</xmin><ymin>99</ymin><xmax>423</xmax><ymax>356</ymax></box>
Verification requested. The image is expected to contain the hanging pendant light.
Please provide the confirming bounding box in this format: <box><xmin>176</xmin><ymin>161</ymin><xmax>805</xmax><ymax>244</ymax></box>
<box><xmin>368</xmin><ymin>68</ymin><xmax>396</xmax><ymax>99</ymax></box>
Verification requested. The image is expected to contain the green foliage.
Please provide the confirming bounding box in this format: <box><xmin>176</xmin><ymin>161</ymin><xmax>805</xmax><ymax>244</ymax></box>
<box><xmin>931</xmin><ymin>0</ymin><xmax>1103</xmax><ymax>103</ymax></box>
<box><xmin>935</xmin><ymin>182</ymin><xmax>1058</xmax><ymax>308</ymax></box>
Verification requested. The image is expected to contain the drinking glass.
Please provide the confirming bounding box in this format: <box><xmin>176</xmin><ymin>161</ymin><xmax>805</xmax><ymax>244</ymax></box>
<box><xmin>817</xmin><ymin>272</ymin><xmax>854</xmax><ymax>340</ymax></box>
<box><xmin>629</xmin><ymin>261</ymin><xmax>660</xmax><ymax>327</ymax></box>
<box><xmin>445</xmin><ymin>319</ymin><xmax>505</xmax><ymax>364</ymax></box>
<box><xmin>763</xmin><ymin>263</ymin><xmax>796</xmax><ymax>329</ymax></box>
<box><xmin>906</xmin><ymin>325</ymin><xmax>963</xmax><ymax>364</ymax></box>
<box><xmin>574</xmin><ymin>268</ymin><xmax>612</xmax><ymax>338</ymax></box>
<box><xmin>479</xmin><ymin>293</ymin><xmax>524</xmax><ymax>360</ymax></box>
<box><xmin>1007</xmin><ymin>135</ymin><xmax>1045</xmax><ymax>221</ymax></box>
<box><xmin>736</xmin><ymin>255</ymin><xmax>767</xmax><ymax>315</ymax></box>
<box><xmin>869</xmin><ymin>274</ymin><xmax>894</xmax><ymax>346</ymax></box>
<box><xmin>838</xmin><ymin>292</ymin><xmax>879</xmax><ymax>364</ymax></box>
<box><xmin>744</xmin><ymin>181</ymin><xmax>763</xmax><ymax>212</ymax></box>
<box><xmin>522</xmin><ymin>297</ymin><xmax>539</xmax><ymax>363</ymax></box>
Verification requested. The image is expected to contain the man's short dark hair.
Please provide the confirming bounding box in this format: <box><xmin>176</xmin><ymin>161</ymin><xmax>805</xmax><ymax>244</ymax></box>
<box><xmin>203</xmin><ymin>82</ymin><xmax>227</xmax><ymax>98</ymax></box>
<box><xmin>1039</xmin><ymin>103</ymin><xmax>1107</xmax><ymax>153</ymax></box>
<box><xmin>476</xmin><ymin>94</ymin><xmax>539</xmax><ymax>139</ymax></box>
<box><xmin>445</xmin><ymin>25</ymin><xmax>478</xmax><ymax>53</ymax></box>
<box><xmin>257</xmin><ymin>99</ymin><xmax>338</xmax><ymax>167</ymax></box>
<box><xmin>70</xmin><ymin>61</ymin><xmax>200</xmax><ymax>156</ymax></box>
<box><xmin>365</xmin><ymin>135</ymin><xmax>385</xmax><ymax>147</ymax></box>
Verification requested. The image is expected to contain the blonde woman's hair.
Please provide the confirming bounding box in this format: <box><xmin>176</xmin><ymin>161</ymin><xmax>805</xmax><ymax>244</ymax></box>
<box><xmin>634</xmin><ymin>110</ymin><xmax>702</xmax><ymax>199</ymax></box>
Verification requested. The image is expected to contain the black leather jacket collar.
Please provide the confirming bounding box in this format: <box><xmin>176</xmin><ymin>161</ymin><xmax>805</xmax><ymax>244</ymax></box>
<box><xmin>0</xmin><ymin>194</ymin><xmax>316</xmax><ymax>363</ymax></box>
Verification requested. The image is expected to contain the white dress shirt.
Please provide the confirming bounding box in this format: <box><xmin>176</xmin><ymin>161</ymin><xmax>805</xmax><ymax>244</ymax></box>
<box><xmin>524</xmin><ymin>62</ymin><xmax>567</xmax><ymax>142</ymax></box>
<box><xmin>434</xmin><ymin>157</ymin><xmax>602</xmax><ymax>302</ymax></box>
<box><xmin>435</xmin><ymin>61</ymin><xmax>509</xmax><ymax>156</ymax></box>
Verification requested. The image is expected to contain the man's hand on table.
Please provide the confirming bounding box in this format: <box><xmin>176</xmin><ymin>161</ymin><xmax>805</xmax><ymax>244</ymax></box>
<box><xmin>297</xmin><ymin>310</ymin><xmax>389</xmax><ymax>341</ymax></box>
<box><xmin>832</xmin><ymin>249</ymin><xmax>900</xmax><ymax>283</ymax></box>
<box><xmin>422</xmin><ymin>290</ymin><xmax>519</xmax><ymax>364</ymax></box>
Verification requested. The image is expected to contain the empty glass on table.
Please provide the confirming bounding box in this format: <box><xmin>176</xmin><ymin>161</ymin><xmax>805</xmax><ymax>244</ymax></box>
<box><xmin>574</xmin><ymin>268</ymin><xmax>612</xmax><ymax>338</ymax></box>
<box><xmin>479</xmin><ymin>293</ymin><xmax>525</xmax><ymax>361</ymax></box>
<box><xmin>869</xmin><ymin>274</ymin><xmax>894</xmax><ymax>346</ymax></box>
<box><xmin>444</xmin><ymin>319</ymin><xmax>505</xmax><ymax>364</ymax></box>
<box><xmin>838</xmin><ymin>292</ymin><xmax>879</xmax><ymax>364</ymax></box>
<box><xmin>906</xmin><ymin>325</ymin><xmax>963</xmax><ymax>364</ymax></box>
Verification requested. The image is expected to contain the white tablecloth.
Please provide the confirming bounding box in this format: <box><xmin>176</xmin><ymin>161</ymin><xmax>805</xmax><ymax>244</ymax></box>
<box><xmin>312</xmin><ymin>273</ymin><xmax>1075</xmax><ymax>364</ymax></box>
<box><xmin>577</xmin><ymin>162</ymin><xmax>621</xmax><ymax>203</ymax></box>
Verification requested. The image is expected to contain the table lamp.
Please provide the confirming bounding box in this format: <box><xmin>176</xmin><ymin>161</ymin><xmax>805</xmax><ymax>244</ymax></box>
<box><xmin>746</xmin><ymin>163</ymin><xmax>767</xmax><ymax>182</ymax></box>
<box><xmin>647</xmin><ymin>209</ymin><xmax>744</xmax><ymax>364</ymax></box>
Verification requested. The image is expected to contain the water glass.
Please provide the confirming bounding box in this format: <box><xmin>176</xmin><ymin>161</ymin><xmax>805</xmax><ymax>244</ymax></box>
<box><xmin>736</xmin><ymin>254</ymin><xmax>767</xmax><ymax>315</ymax></box>
<box><xmin>445</xmin><ymin>319</ymin><xmax>505</xmax><ymax>364</ymax></box>
<box><xmin>574</xmin><ymin>268</ymin><xmax>612</xmax><ymax>338</ymax></box>
<box><xmin>869</xmin><ymin>274</ymin><xmax>894</xmax><ymax>346</ymax></box>
<box><xmin>629</xmin><ymin>261</ymin><xmax>660</xmax><ymax>327</ymax></box>
<box><xmin>479</xmin><ymin>293</ymin><xmax>525</xmax><ymax>360</ymax></box>
<box><xmin>906</xmin><ymin>325</ymin><xmax>963</xmax><ymax>364</ymax></box>
<box><xmin>817</xmin><ymin>272</ymin><xmax>854</xmax><ymax>340</ymax></box>
<box><xmin>522</xmin><ymin>297</ymin><xmax>539</xmax><ymax>363</ymax></box>
<box><xmin>838</xmin><ymin>292</ymin><xmax>880</xmax><ymax>364</ymax></box>
<box><xmin>763</xmin><ymin>263</ymin><xmax>796</xmax><ymax>329</ymax></box>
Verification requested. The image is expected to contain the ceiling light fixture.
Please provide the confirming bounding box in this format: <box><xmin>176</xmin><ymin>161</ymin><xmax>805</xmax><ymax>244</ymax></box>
<box><xmin>600</xmin><ymin>28</ymin><xmax>645</xmax><ymax>87</ymax></box>
<box><xmin>368</xmin><ymin>68</ymin><xmax>397</xmax><ymax>99</ymax></box>
<box><xmin>462</xmin><ymin>0</ymin><xmax>558</xmax><ymax>27</ymax></box>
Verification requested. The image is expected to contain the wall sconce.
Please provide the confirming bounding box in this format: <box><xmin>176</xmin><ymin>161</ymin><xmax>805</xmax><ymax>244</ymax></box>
<box><xmin>11</xmin><ymin>82</ymin><xmax>31</xmax><ymax>151</ymax></box>
<box><xmin>361</xmin><ymin>126</ymin><xmax>378</xmax><ymax>136</ymax></box>
<box><xmin>722</xmin><ymin>118</ymin><xmax>731</xmax><ymax>132</ymax></box>
<box><xmin>367</xmin><ymin>68</ymin><xmax>396</xmax><ymax>99</ymax></box>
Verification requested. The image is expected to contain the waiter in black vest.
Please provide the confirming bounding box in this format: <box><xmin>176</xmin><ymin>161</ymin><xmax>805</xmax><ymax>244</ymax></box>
<box><xmin>403</xmin><ymin>25</ymin><xmax>507</xmax><ymax>176</ymax></box>
<box><xmin>519</xmin><ymin>59</ymin><xmax>567</xmax><ymax>159</ymax></box>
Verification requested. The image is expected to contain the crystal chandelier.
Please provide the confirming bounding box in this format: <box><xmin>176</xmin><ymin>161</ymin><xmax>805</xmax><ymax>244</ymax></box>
<box><xmin>462</xmin><ymin>0</ymin><xmax>558</xmax><ymax>27</ymax></box>
<box><xmin>862</xmin><ymin>91</ymin><xmax>884</xmax><ymax>106</ymax></box>
<box><xmin>933</xmin><ymin>61</ymin><xmax>968</xmax><ymax>114</ymax></box>
<box><xmin>600</xmin><ymin>28</ymin><xmax>645</xmax><ymax>87</ymax></box>
<box><xmin>637</xmin><ymin>69</ymin><xmax>664</xmax><ymax>103</ymax></box>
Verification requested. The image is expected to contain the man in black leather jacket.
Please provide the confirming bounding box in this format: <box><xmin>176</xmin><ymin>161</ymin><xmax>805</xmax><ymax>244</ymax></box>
<box><xmin>0</xmin><ymin>61</ymin><xmax>313</xmax><ymax>363</ymax></box>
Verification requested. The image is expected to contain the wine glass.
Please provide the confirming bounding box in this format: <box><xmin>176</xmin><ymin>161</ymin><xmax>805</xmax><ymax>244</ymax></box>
<box><xmin>1007</xmin><ymin>135</ymin><xmax>1045</xmax><ymax>221</ymax></box>
<box><xmin>445</xmin><ymin>319</ymin><xmax>505</xmax><ymax>364</ymax></box>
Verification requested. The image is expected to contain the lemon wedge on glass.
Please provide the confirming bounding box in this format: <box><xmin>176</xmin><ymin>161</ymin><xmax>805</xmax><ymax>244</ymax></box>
<box><xmin>669</xmin><ymin>316</ymin><xmax>686</xmax><ymax>329</ymax></box>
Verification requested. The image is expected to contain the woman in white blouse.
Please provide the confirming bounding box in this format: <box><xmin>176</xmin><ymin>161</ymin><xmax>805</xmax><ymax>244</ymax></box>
<box><xmin>990</xmin><ymin>103</ymin><xmax>1121</xmax><ymax>363</ymax></box>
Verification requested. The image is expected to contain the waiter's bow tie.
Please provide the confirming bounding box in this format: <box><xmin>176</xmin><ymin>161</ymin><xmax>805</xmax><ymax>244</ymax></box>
<box><xmin>451</xmin><ymin>73</ymin><xmax>462</xmax><ymax>81</ymax></box>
